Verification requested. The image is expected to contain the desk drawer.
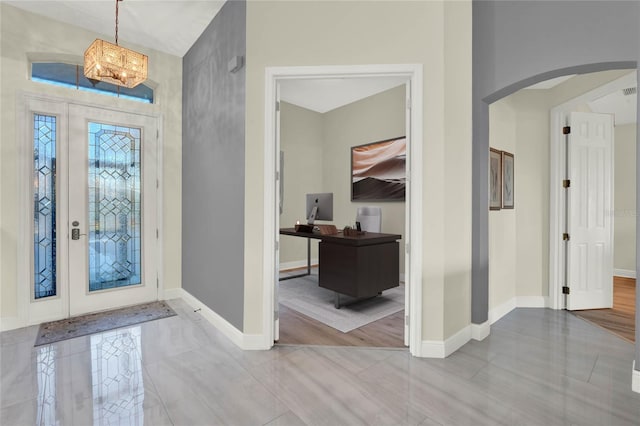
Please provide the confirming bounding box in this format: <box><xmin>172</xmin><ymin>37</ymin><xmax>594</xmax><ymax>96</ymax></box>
<box><xmin>319</xmin><ymin>241</ymin><xmax>399</xmax><ymax>298</ymax></box>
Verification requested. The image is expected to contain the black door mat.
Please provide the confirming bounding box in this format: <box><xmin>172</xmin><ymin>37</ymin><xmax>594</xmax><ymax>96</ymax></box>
<box><xmin>35</xmin><ymin>301</ymin><xmax>177</xmax><ymax>346</ymax></box>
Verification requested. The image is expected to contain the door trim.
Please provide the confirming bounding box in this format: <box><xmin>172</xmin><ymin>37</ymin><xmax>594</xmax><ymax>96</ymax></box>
<box><xmin>16</xmin><ymin>92</ymin><xmax>163</xmax><ymax>326</ymax></box>
<box><xmin>262</xmin><ymin>64</ymin><xmax>424</xmax><ymax>356</ymax></box>
<box><xmin>549</xmin><ymin>71</ymin><xmax>636</xmax><ymax>310</ymax></box>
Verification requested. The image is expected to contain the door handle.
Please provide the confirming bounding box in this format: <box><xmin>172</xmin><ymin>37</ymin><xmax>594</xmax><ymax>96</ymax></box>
<box><xmin>71</xmin><ymin>228</ymin><xmax>86</xmax><ymax>240</ymax></box>
<box><xmin>71</xmin><ymin>221</ymin><xmax>86</xmax><ymax>240</ymax></box>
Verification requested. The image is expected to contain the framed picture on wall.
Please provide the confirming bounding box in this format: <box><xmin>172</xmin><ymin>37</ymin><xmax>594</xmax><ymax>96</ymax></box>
<box><xmin>351</xmin><ymin>136</ymin><xmax>406</xmax><ymax>201</ymax></box>
<box><xmin>502</xmin><ymin>151</ymin><xmax>514</xmax><ymax>209</ymax></box>
<box><xmin>489</xmin><ymin>148</ymin><xmax>502</xmax><ymax>210</ymax></box>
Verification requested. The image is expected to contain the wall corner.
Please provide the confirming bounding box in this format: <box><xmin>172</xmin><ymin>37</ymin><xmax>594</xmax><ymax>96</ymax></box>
<box><xmin>471</xmin><ymin>321</ymin><xmax>490</xmax><ymax>341</ymax></box>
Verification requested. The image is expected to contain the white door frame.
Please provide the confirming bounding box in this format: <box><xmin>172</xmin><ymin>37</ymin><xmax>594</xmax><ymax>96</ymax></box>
<box><xmin>261</xmin><ymin>64</ymin><xmax>424</xmax><ymax>356</ymax></box>
<box><xmin>549</xmin><ymin>71</ymin><xmax>636</xmax><ymax>310</ymax></box>
<box><xmin>16</xmin><ymin>92</ymin><xmax>164</xmax><ymax>326</ymax></box>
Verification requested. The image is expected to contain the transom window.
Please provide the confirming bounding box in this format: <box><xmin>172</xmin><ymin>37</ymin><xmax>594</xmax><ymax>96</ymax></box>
<box><xmin>31</xmin><ymin>62</ymin><xmax>153</xmax><ymax>104</ymax></box>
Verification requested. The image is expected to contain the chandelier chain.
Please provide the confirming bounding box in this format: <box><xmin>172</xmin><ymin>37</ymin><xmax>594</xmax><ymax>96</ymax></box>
<box><xmin>115</xmin><ymin>0</ymin><xmax>120</xmax><ymax>45</ymax></box>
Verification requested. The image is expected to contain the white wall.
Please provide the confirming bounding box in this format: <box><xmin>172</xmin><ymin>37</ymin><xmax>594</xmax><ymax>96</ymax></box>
<box><xmin>0</xmin><ymin>4</ymin><xmax>182</xmax><ymax>325</ymax></box>
<box><xmin>488</xmin><ymin>98</ymin><xmax>517</xmax><ymax>312</ymax></box>
<box><xmin>442</xmin><ymin>2</ymin><xmax>472</xmax><ymax>336</ymax></box>
<box><xmin>614</xmin><ymin>123</ymin><xmax>637</xmax><ymax>274</ymax></box>
<box><xmin>279</xmin><ymin>102</ymin><xmax>324</xmax><ymax>267</ymax></box>
<box><xmin>489</xmin><ymin>91</ymin><xmax>551</xmax><ymax>309</ymax></box>
<box><xmin>245</xmin><ymin>0</ymin><xmax>472</xmax><ymax>341</ymax></box>
<box><xmin>510</xmin><ymin>91</ymin><xmax>550</xmax><ymax>299</ymax></box>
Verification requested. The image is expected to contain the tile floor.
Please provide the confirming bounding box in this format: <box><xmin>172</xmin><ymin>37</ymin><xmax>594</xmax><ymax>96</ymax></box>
<box><xmin>1</xmin><ymin>300</ymin><xmax>639</xmax><ymax>425</ymax></box>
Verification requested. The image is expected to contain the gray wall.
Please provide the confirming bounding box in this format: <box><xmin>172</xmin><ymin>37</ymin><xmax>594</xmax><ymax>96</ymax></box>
<box><xmin>182</xmin><ymin>0</ymin><xmax>246</xmax><ymax>330</ymax></box>
<box><xmin>472</xmin><ymin>0</ymin><xmax>640</xmax><ymax>368</ymax></box>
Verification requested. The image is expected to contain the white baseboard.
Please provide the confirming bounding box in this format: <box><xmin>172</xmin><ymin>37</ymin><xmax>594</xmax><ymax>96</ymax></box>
<box><xmin>162</xmin><ymin>287</ymin><xmax>183</xmax><ymax>301</ymax></box>
<box><xmin>422</xmin><ymin>297</ymin><xmax>548</xmax><ymax>358</ymax></box>
<box><xmin>489</xmin><ymin>298</ymin><xmax>517</xmax><ymax>324</ymax></box>
<box><xmin>279</xmin><ymin>259</ymin><xmax>319</xmax><ymax>271</ymax></box>
<box><xmin>488</xmin><ymin>296</ymin><xmax>549</xmax><ymax>326</ymax></box>
<box><xmin>633</xmin><ymin>361</ymin><xmax>640</xmax><ymax>394</ymax></box>
<box><xmin>420</xmin><ymin>340</ymin><xmax>446</xmax><ymax>358</ymax></box>
<box><xmin>421</xmin><ymin>326</ymin><xmax>472</xmax><ymax>358</ymax></box>
<box><xmin>516</xmin><ymin>296</ymin><xmax>548</xmax><ymax>308</ymax></box>
<box><xmin>243</xmin><ymin>333</ymin><xmax>270</xmax><ymax>350</ymax></box>
<box><xmin>0</xmin><ymin>316</ymin><xmax>24</xmax><ymax>332</ymax></box>
<box><xmin>614</xmin><ymin>269</ymin><xmax>637</xmax><ymax>279</ymax></box>
<box><xmin>471</xmin><ymin>321</ymin><xmax>490</xmax><ymax>341</ymax></box>
<box><xmin>444</xmin><ymin>326</ymin><xmax>472</xmax><ymax>357</ymax></box>
<box><xmin>166</xmin><ymin>288</ymin><xmax>270</xmax><ymax>351</ymax></box>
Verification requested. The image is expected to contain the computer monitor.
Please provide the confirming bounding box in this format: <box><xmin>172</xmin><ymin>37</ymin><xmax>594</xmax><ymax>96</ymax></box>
<box><xmin>306</xmin><ymin>193</ymin><xmax>333</xmax><ymax>224</ymax></box>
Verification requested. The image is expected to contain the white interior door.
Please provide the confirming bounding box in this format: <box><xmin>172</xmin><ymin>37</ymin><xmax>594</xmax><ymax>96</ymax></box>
<box><xmin>68</xmin><ymin>105</ymin><xmax>158</xmax><ymax>316</ymax></box>
<box><xmin>274</xmin><ymin>84</ymin><xmax>282</xmax><ymax>341</ymax></box>
<box><xmin>566</xmin><ymin>111</ymin><xmax>614</xmax><ymax>310</ymax></box>
<box><xmin>404</xmin><ymin>81</ymin><xmax>411</xmax><ymax>346</ymax></box>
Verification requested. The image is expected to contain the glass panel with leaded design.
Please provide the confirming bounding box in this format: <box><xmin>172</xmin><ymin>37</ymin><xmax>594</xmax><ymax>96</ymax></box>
<box><xmin>33</xmin><ymin>114</ymin><xmax>57</xmax><ymax>300</ymax></box>
<box><xmin>88</xmin><ymin>122</ymin><xmax>142</xmax><ymax>292</ymax></box>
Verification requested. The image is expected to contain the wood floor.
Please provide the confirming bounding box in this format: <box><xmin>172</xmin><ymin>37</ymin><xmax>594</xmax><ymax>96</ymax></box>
<box><xmin>277</xmin><ymin>305</ymin><xmax>405</xmax><ymax>347</ymax></box>
<box><xmin>277</xmin><ymin>264</ymin><xmax>405</xmax><ymax>347</ymax></box>
<box><xmin>278</xmin><ymin>304</ymin><xmax>405</xmax><ymax>348</ymax></box>
<box><xmin>572</xmin><ymin>276</ymin><xmax>636</xmax><ymax>342</ymax></box>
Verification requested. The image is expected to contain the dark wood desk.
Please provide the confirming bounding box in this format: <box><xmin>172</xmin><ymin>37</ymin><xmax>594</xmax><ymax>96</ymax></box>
<box><xmin>279</xmin><ymin>228</ymin><xmax>401</xmax><ymax>308</ymax></box>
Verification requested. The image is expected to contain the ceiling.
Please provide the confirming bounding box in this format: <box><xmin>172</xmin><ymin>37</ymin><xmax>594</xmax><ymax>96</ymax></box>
<box><xmin>280</xmin><ymin>77</ymin><xmax>408</xmax><ymax>114</ymax></box>
<box><xmin>588</xmin><ymin>84</ymin><xmax>637</xmax><ymax>125</ymax></box>
<box><xmin>4</xmin><ymin>1</ymin><xmax>637</xmax><ymax>121</ymax></box>
<box><xmin>5</xmin><ymin>0</ymin><xmax>226</xmax><ymax>57</ymax></box>
<box><xmin>525</xmin><ymin>72</ymin><xmax>637</xmax><ymax>125</ymax></box>
<box><xmin>524</xmin><ymin>75</ymin><xmax>576</xmax><ymax>90</ymax></box>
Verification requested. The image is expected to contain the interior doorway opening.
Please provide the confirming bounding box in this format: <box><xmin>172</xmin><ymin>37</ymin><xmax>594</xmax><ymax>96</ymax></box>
<box><xmin>262</xmin><ymin>64</ymin><xmax>424</xmax><ymax>356</ymax></box>
<box><xmin>550</xmin><ymin>70</ymin><xmax>637</xmax><ymax>312</ymax></box>
<box><xmin>277</xmin><ymin>82</ymin><xmax>407</xmax><ymax>346</ymax></box>
<box><xmin>486</xmin><ymin>69</ymin><xmax>636</xmax><ymax>342</ymax></box>
<box><xmin>551</xmin><ymin>71</ymin><xmax>637</xmax><ymax>343</ymax></box>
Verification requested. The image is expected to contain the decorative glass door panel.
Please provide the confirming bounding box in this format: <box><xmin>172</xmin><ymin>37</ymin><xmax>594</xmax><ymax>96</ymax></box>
<box><xmin>33</xmin><ymin>114</ymin><xmax>58</xmax><ymax>300</ymax></box>
<box><xmin>68</xmin><ymin>105</ymin><xmax>157</xmax><ymax>317</ymax></box>
<box><xmin>88</xmin><ymin>122</ymin><xmax>142</xmax><ymax>292</ymax></box>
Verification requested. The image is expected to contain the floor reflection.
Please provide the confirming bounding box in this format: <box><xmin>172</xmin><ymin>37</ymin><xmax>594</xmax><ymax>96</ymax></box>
<box><xmin>36</xmin><ymin>346</ymin><xmax>57</xmax><ymax>426</ymax></box>
<box><xmin>91</xmin><ymin>326</ymin><xmax>144</xmax><ymax>425</ymax></box>
<box><xmin>36</xmin><ymin>326</ymin><xmax>144</xmax><ymax>425</ymax></box>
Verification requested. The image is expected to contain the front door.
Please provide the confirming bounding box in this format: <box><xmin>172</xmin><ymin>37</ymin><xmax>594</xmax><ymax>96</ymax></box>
<box><xmin>67</xmin><ymin>105</ymin><xmax>158</xmax><ymax>316</ymax></box>
<box><xmin>28</xmin><ymin>98</ymin><xmax>159</xmax><ymax>321</ymax></box>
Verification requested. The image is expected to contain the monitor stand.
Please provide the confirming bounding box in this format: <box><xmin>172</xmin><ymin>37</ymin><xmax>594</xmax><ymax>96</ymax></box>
<box><xmin>307</xmin><ymin>206</ymin><xmax>318</xmax><ymax>225</ymax></box>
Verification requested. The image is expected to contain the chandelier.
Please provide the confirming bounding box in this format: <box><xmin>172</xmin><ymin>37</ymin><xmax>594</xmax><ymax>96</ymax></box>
<box><xmin>84</xmin><ymin>0</ymin><xmax>148</xmax><ymax>88</ymax></box>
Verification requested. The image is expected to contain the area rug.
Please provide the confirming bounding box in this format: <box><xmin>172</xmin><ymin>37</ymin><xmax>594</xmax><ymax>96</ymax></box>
<box><xmin>35</xmin><ymin>301</ymin><xmax>176</xmax><ymax>346</ymax></box>
<box><xmin>278</xmin><ymin>270</ymin><xmax>404</xmax><ymax>333</ymax></box>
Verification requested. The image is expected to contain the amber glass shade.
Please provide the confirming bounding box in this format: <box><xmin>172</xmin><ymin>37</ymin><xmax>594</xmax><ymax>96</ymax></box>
<box><xmin>84</xmin><ymin>39</ymin><xmax>148</xmax><ymax>88</ymax></box>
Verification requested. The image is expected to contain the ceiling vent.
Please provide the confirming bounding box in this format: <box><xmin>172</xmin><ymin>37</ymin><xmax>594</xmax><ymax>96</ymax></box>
<box><xmin>622</xmin><ymin>87</ymin><xmax>637</xmax><ymax>96</ymax></box>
